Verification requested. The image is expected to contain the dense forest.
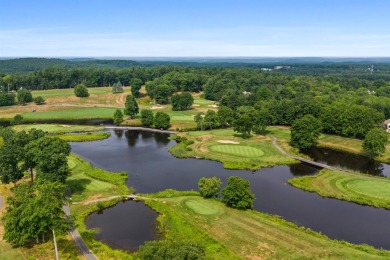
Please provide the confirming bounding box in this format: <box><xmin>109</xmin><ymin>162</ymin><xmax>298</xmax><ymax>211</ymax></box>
<box><xmin>1</xmin><ymin>58</ymin><xmax>390</xmax><ymax>140</ymax></box>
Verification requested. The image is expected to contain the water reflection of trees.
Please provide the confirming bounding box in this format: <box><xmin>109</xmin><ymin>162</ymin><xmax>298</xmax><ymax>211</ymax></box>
<box><xmin>304</xmin><ymin>147</ymin><xmax>385</xmax><ymax>176</ymax></box>
<box><xmin>114</xmin><ymin>130</ymin><xmax>123</xmax><ymax>138</ymax></box>
<box><xmin>125</xmin><ymin>130</ymin><xmax>140</xmax><ymax>146</ymax></box>
<box><xmin>154</xmin><ymin>133</ymin><xmax>170</xmax><ymax>145</ymax></box>
<box><xmin>289</xmin><ymin>163</ymin><xmax>319</xmax><ymax>176</ymax></box>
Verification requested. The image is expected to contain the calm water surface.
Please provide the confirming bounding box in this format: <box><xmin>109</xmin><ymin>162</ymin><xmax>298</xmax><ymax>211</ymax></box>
<box><xmin>72</xmin><ymin>130</ymin><xmax>390</xmax><ymax>250</ymax></box>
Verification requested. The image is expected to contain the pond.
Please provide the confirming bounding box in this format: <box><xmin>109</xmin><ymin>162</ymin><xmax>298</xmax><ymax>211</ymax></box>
<box><xmin>71</xmin><ymin>130</ymin><xmax>390</xmax><ymax>251</ymax></box>
<box><xmin>85</xmin><ymin>200</ymin><xmax>160</xmax><ymax>252</ymax></box>
<box><xmin>303</xmin><ymin>146</ymin><xmax>390</xmax><ymax>177</ymax></box>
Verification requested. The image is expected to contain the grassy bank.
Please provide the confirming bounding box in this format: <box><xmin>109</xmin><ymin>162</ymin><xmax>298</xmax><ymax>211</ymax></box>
<box><xmin>146</xmin><ymin>192</ymin><xmax>390</xmax><ymax>259</ymax></box>
<box><xmin>66</xmin><ymin>154</ymin><xmax>135</xmax><ymax>259</ymax></box>
<box><xmin>289</xmin><ymin>169</ymin><xmax>390</xmax><ymax>209</ymax></box>
<box><xmin>170</xmin><ymin>129</ymin><xmax>296</xmax><ymax>170</ymax></box>
<box><xmin>59</xmin><ymin>132</ymin><xmax>110</xmax><ymax>142</ymax></box>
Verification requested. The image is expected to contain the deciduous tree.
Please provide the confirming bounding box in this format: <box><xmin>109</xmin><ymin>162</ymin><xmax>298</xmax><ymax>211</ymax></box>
<box><xmin>198</xmin><ymin>177</ymin><xmax>221</xmax><ymax>198</ymax></box>
<box><xmin>363</xmin><ymin>128</ymin><xmax>388</xmax><ymax>158</ymax></box>
<box><xmin>154</xmin><ymin>112</ymin><xmax>170</xmax><ymax>130</ymax></box>
<box><xmin>290</xmin><ymin>115</ymin><xmax>322</xmax><ymax>151</ymax></box>
<box><xmin>221</xmin><ymin>176</ymin><xmax>255</xmax><ymax>210</ymax></box>
<box><xmin>124</xmin><ymin>95</ymin><xmax>139</xmax><ymax>118</ymax></box>
<box><xmin>141</xmin><ymin>109</ymin><xmax>154</xmax><ymax>127</ymax></box>
<box><xmin>74</xmin><ymin>84</ymin><xmax>89</xmax><ymax>97</ymax></box>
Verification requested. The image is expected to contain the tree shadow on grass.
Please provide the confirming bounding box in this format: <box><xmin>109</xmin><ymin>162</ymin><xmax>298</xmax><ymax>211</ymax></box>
<box><xmin>233</xmin><ymin>133</ymin><xmax>253</xmax><ymax>139</ymax></box>
<box><xmin>66</xmin><ymin>178</ymin><xmax>92</xmax><ymax>195</ymax></box>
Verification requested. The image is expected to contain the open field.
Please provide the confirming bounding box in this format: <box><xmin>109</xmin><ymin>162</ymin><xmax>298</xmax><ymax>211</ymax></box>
<box><xmin>146</xmin><ymin>193</ymin><xmax>390</xmax><ymax>259</ymax></box>
<box><xmin>289</xmin><ymin>169</ymin><xmax>390</xmax><ymax>209</ymax></box>
<box><xmin>170</xmin><ymin>129</ymin><xmax>296</xmax><ymax>170</ymax></box>
<box><xmin>0</xmin><ymin>87</ymin><xmax>212</xmax><ymax>130</ymax></box>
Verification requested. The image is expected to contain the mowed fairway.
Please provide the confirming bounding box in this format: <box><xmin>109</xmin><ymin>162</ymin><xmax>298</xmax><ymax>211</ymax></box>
<box><xmin>150</xmin><ymin>196</ymin><xmax>390</xmax><ymax>259</ymax></box>
<box><xmin>289</xmin><ymin>169</ymin><xmax>390</xmax><ymax>209</ymax></box>
<box><xmin>209</xmin><ymin>144</ymin><xmax>264</xmax><ymax>157</ymax></box>
<box><xmin>22</xmin><ymin>107</ymin><xmax>118</xmax><ymax>120</ymax></box>
<box><xmin>13</xmin><ymin>124</ymin><xmax>104</xmax><ymax>133</ymax></box>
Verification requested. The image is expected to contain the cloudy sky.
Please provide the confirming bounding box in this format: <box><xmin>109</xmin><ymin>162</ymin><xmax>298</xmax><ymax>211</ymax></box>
<box><xmin>1</xmin><ymin>0</ymin><xmax>389</xmax><ymax>57</ymax></box>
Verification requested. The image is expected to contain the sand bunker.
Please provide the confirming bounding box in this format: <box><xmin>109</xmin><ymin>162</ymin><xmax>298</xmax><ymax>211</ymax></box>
<box><xmin>217</xmin><ymin>140</ymin><xmax>239</xmax><ymax>144</ymax></box>
<box><xmin>150</xmin><ymin>106</ymin><xmax>165</xmax><ymax>110</ymax></box>
<box><xmin>209</xmin><ymin>104</ymin><xmax>218</xmax><ymax>108</ymax></box>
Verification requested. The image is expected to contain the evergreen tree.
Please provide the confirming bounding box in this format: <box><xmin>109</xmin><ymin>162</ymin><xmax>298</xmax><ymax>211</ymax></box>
<box><xmin>124</xmin><ymin>95</ymin><xmax>139</xmax><ymax>118</ymax></box>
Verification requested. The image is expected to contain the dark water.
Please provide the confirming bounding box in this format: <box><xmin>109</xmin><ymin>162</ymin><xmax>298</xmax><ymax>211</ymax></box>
<box><xmin>303</xmin><ymin>147</ymin><xmax>390</xmax><ymax>177</ymax></box>
<box><xmin>85</xmin><ymin>200</ymin><xmax>159</xmax><ymax>251</ymax></box>
<box><xmin>71</xmin><ymin>130</ymin><xmax>390</xmax><ymax>250</ymax></box>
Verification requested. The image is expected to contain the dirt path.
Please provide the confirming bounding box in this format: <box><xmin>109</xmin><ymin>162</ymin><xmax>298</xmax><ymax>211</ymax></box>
<box><xmin>63</xmin><ymin>204</ymin><xmax>98</xmax><ymax>260</ymax></box>
<box><xmin>0</xmin><ymin>195</ymin><xmax>3</xmax><ymax>209</ymax></box>
<box><xmin>115</xmin><ymin>92</ymin><xmax>127</xmax><ymax>106</ymax></box>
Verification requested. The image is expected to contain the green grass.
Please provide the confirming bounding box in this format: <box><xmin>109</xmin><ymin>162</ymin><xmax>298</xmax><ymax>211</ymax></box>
<box><xmin>32</xmin><ymin>87</ymin><xmax>113</xmax><ymax>98</ymax></box>
<box><xmin>289</xmin><ymin>169</ymin><xmax>390</xmax><ymax>209</ymax></box>
<box><xmin>0</xmin><ymin>242</ymin><xmax>24</xmax><ymax>260</ymax></box>
<box><xmin>59</xmin><ymin>132</ymin><xmax>110</xmax><ymax>142</ymax></box>
<box><xmin>209</xmin><ymin>144</ymin><xmax>265</xmax><ymax>157</ymax></box>
<box><xmin>67</xmin><ymin>154</ymin><xmax>130</xmax><ymax>202</ymax></box>
<box><xmin>170</xmin><ymin>129</ymin><xmax>296</xmax><ymax>170</ymax></box>
<box><xmin>22</xmin><ymin>107</ymin><xmax>118</xmax><ymax>120</ymax></box>
<box><xmin>147</xmin><ymin>193</ymin><xmax>390</xmax><ymax>259</ymax></box>
<box><xmin>13</xmin><ymin>124</ymin><xmax>104</xmax><ymax>133</ymax></box>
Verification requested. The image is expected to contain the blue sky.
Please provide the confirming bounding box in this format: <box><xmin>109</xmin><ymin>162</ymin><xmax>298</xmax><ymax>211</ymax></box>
<box><xmin>1</xmin><ymin>0</ymin><xmax>389</xmax><ymax>57</ymax></box>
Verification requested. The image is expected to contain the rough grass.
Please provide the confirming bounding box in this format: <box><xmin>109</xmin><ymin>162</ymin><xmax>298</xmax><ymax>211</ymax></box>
<box><xmin>289</xmin><ymin>169</ymin><xmax>390</xmax><ymax>209</ymax></box>
<box><xmin>170</xmin><ymin>129</ymin><xmax>296</xmax><ymax>170</ymax></box>
<box><xmin>13</xmin><ymin>124</ymin><xmax>104</xmax><ymax>133</ymax></box>
<box><xmin>0</xmin><ymin>242</ymin><xmax>25</xmax><ymax>260</ymax></box>
<box><xmin>147</xmin><ymin>194</ymin><xmax>390</xmax><ymax>259</ymax></box>
<box><xmin>209</xmin><ymin>144</ymin><xmax>265</xmax><ymax>157</ymax></box>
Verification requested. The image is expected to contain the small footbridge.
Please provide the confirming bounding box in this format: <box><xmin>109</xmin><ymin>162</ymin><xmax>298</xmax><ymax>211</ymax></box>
<box><xmin>272</xmin><ymin>137</ymin><xmax>336</xmax><ymax>171</ymax></box>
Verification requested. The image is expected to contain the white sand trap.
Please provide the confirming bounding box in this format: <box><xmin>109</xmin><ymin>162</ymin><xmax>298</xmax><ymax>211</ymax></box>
<box><xmin>209</xmin><ymin>104</ymin><xmax>218</xmax><ymax>108</ymax></box>
<box><xmin>61</xmin><ymin>125</ymin><xmax>71</xmax><ymax>127</ymax></box>
<box><xmin>217</xmin><ymin>140</ymin><xmax>240</xmax><ymax>144</ymax></box>
<box><xmin>150</xmin><ymin>106</ymin><xmax>165</xmax><ymax>110</ymax></box>
<box><xmin>193</xmin><ymin>104</ymin><xmax>200</xmax><ymax>107</ymax></box>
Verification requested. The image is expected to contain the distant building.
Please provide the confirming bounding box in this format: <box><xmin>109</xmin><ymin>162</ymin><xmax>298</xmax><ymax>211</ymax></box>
<box><xmin>273</xmin><ymin>65</ymin><xmax>291</xmax><ymax>70</ymax></box>
<box><xmin>384</xmin><ymin>119</ymin><xmax>390</xmax><ymax>133</ymax></box>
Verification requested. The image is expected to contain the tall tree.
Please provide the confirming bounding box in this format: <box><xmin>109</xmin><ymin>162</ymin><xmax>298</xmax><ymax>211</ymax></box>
<box><xmin>363</xmin><ymin>128</ymin><xmax>388</xmax><ymax>158</ymax></box>
<box><xmin>124</xmin><ymin>95</ymin><xmax>139</xmax><ymax>118</ymax></box>
<box><xmin>217</xmin><ymin>106</ymin><xmax>234</xmax><ymax>128</ymax></box>
<box><xmin>3</xmin><ymin>182</ymin><xmax>70</xmax><ymax>246</ymax></box>
<box><xmin>25</xmin><ymin>137</ymin><xmax>71</xmax><ymax>183</ymax></box>
<box><xmin>290</xmin><ymin>115</ymin><xmax>322</xmax><ymax>151</ymax></box>
<box><xmin>171</xmin><ymin>92</ymin><xmax>194</xmax><ymax>111</ymax></box>
<box><xmin>113</xmin><ymin>109</ymin><xmax>124</xmax><ymax>126</ymax></box>
<box><xmin>154</xmin><ymin>112</ymin><xmax>170</xmax><ymax>130</ymax></box>
<box><xmin>203</xmin><ymin>110</ymin><xmax>218</xmax><ymax>130</ymax></box>
<box><xmin>130</xmin><ymin>78</ymin><xmax>143</xmax><ymax>97</ymax></box>
<box><xmin>16</xmin><ymin>89</ymin><xmax>33</xmax><ymax>105</ymax></box>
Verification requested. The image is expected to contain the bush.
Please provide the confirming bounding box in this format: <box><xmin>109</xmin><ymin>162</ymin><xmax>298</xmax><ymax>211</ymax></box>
<box><xmin>74</xmin><ymin>84</ymin><xmax>89</xmax><ymax>97</ymax></box>
<box><xmin>34</xmin><ymin>96</ymin><xmax>45</xmax><ymax>105</ymax></box>
<box><xmin>10</xmin><ymin>114</ymin><xmax>23</xmax><ymax>125</ymax></box>
<box><xmin>113</xmin><ymin>109</ymin><xmax>124</xmax><ymax>126</ymax></box>
<box><xmin>221</xmin><ymin>176</ymin><xmax>255</xmax><ymax>209</ymax></box>
<box><xmin>136</xmin><ymin>240</ymin><xmax>206</xmax><ymax>260</ymax></box>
